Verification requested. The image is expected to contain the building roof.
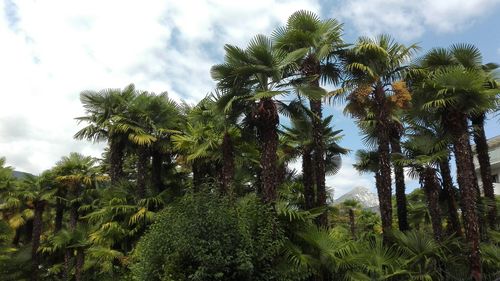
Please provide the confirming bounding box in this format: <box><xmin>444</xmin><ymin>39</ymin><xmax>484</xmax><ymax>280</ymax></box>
<box><xmin>487</xmin><ymin>135</ymin><xmax>500</xmax><ymax>150</ymax></box>
<box><xmin>472</xmin><ymin>135</ymin><xmax>500</xmax><ymax>152</ymax></box>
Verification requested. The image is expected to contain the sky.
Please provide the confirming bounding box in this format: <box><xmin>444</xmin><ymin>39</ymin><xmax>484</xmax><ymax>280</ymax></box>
<box><xmin>1</xmin><ymin>0</ymin><xmax>500</xmax><ymax>198</ymax></box>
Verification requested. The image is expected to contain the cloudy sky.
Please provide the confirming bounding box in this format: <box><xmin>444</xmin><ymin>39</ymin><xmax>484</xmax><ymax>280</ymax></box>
<box><xmin>1</xmin><ymin>0</ymin><xmax>500</xmax><ymax>198</ymax></box>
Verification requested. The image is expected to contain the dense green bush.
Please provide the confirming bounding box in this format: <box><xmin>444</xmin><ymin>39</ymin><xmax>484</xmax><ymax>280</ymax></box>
<box><xmin>131</xmin><ymin>193</ymin><xmax>286</xmax><ymax>281</ymax></box>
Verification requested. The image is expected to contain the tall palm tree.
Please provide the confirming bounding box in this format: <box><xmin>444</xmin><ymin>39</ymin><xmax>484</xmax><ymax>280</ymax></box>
<box><xmin>438</xmin><ymin>154</ymin><xmax>463</xmax><ymax>237</ymax></box>
<box><xmin>281</xmin><ymin>108</ymin><xmax>347</xmax><ymax>210</ymax></box>
<box><xmin>55</xmin><ymin>153</ymin><xmax>106</xmax><ymax>281</ymax></box>
<box><xmin>132</xmin><ymin>91</ymin><xmax>183</xmax><ymax>195</ymax></box>
<box><xmin>389</xmin><ymin>111</ymin><xmax>410</xmax><ymax>232</ymax></box>
<box><xmin>172</xmin><ymin>96</ymin><xmax>240</xmax><ymax>195</ymax></box>
<box><xmin>273</xmin><ymin>10</ymin><xmax>344</xmax><ymax>226</ymax></box>
<box><xmin>415</xmin><ymin>46</ymin><xmax>498</xmax><ymax>279</ymax></box>
<box><xmin>340</xmin><ymin>34</ymin><xmax>419</xmax><ymax>240</ymax></box>
<box><xmin>122</xmin><ymin>91</ymin><xmax>182</xmax><ymax>198</ymax></box>
<box><xmin>341</xmin><ymin>199</ymin><xmax>362</xmax><ymax>239</ymax></box>
<box><xmin>470</xmin><ymin>61</ymin><xmax>499</xmax><ymax>229</ymax></box>
<box><xmin>74</xmin><ymin>84</ymin><xmax>137</xmax><ymax>184</ymax></box>
<box><xmin>353</xmin><ymin>149</ymin><xmax>381</xmax><ymax>195</ymax></box>
<box><xmin>18</xmin><ymin>173</ymin><xmax>56</xmax><ymax>281</ymax></box>
<box><xmin>211</xmin><ymin>35</ymin><xmax>291</xmax><ymax>203</ymax></box>
<box><xmin>398</xmin><ymin>135</ymin><xmax>446</xmax><ymax>241</ymax></box>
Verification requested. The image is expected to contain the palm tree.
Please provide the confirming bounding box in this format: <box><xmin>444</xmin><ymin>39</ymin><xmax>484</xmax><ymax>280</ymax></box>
<box><xmin>122</xmin><ymin>91</ymin><xmax>182</xmax><ymax>198</ymax></box>
<box><xmin>353</xmin><ymin>149</ymin><xmax>380</xmax><ymax>193</ymax></box>
<box><xmin>438</xmin><ymin>154</ymin><xmax>463</xmax><ymax>237</ymax></box>
<box><xmin>470</xmin><ymin>61</ymin><xmax>499</xmax><ymax>229</ymax></box>
<box><xmin>273</xmin><ymin>10</ymin><xmax>344</xmax><ymax>226</ymax></box>
<box><xmin>398</xmin><ymin>135</ymin><xmax>445</xmax><ymax>241</ymax></box>
<box><xmin>75</xmin><ymin>84</ymin><xmax>137</xmax><ymax>184</ymax></box>
<box><xmin>389</xmin><ymin>111</ymin><xmax>410</xmax><ymax>232</ymax></box>
<box><xmin>131</xmin><ymin>91</ymin><xmax>183</xmax><ymax>195</ymax></box>
<box><xmin>211</xmin><ymin>35</ymin><xmax>291</xmax><ymax>203</ymax></box>
<box><xmin>18</xmin><ymin>173</ymin><xmax>56</xmax><ymax>281</ymax></box>
<box><xmin>340</xmin><ymin>34</ymin><xmax>419</xmax><ymax>240</ymax></box>
<box><xmin>281</xmin><ymin>107</ymin><xmax>347</xmax><ymax>210</ymax></box>
<box><xmin>55</xmin><ymin>153</ymin><xmax>106</xmax><ymax>281</ymax></box>
<box><xmin>172</xmin><ymin>96</ymin><xmax>240</xmax><ymax>195</ymax></box>
<box><xmin>341</xmin><ymin>199</ymin><xmax>362</xmax><ymax>239</ymax></box>
<box><xmin>415</xmin><ymin>45</ymin><xmax>499</xmax><ymax>280</ymax></box>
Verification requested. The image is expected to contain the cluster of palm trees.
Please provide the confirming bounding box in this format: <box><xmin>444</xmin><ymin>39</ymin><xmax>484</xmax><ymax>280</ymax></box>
<box><xmin>0</xmin><ymin>10</ymin><xmax>499</xmax><ymax>281</ymax></box>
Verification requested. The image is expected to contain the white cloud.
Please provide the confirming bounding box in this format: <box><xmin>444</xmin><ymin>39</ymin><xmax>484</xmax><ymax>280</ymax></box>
<box><xmin>0</xmin><ymin>0</ymin><xmax>321</xmax><ymax>173</ymax></box>
<box><xmin>334</xmin><ymin>0</ymin><xmax>500</xmax><ymax>40</ymax></box>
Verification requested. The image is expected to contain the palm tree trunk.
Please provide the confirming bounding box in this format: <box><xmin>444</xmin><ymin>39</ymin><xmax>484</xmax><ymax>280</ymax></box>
<box><xmin>471</xmin><ymin>113</ymin><xmax>497</xmax><ymax>229</ymax></box>
<box><xmin>109</xmin><ymin>137</ymin><xmax>125</xmax><ymax>184</ymax></box>
<box><xmin>192</xmin><ymin>160</ymin><xmax>202</xmax><ymax>191</ymax></box>
<box><xmin>256</xmin><ymin>98</ymin><xmax>279</xmax><ymax>203</ymax></box>
<box><xmin>302</xmin><ymin>56</ymin><xmax>327</xmax><ymax>226</ymax></box>
<box><xmin>25</xmin><ymin>219</ymin><xmax>33</xmax><ymax>243</ymax></box>
<box><xmin>136</xmin><ymin>146</ymin><xmax>148</xmax><ymax>199</ymax></box>
<box><xmin>12</xmin><ymin>228</ymin><xmax>20</xmax><ymax>246</ymax></box>
<box><xmin>75</xmin><ymin>248</ymin><xmax>84</xmax><ymax>281</ymax></box>
<box><xmin>64</xmin><ymin>250</ymin><xmax>71</xmax><ymax>281</ymax></box>
<box><xmin>439</xmin><ymin>158</ymin><xmax>462</xmax><ymax>236</ymax></box>
<box><xmin>66</xmin><ymin>185</ymin><xmax>80</xmax><ymax>281</ymax></box>
<box><xmin>445</xmin><ymin>111</ymin><xmax>481</xmax><ymax>280</ymax></box>
<box><xmin>221</xmin><ymin>132</ymin><xmax>235</xmax><ymax>197</ymax></box>
<box><xmin>55</xmin><ymin>197</ymin><xmax>64</xmax><ymax>233</ymax></box>
<box><xmin>151</xmin><ymin>150</ymin><xmax>164</xmax><ymax>193</ymax></box>
<box><xmin>31</xmin><ymin>201</ymin><xmax>45</xmax><ymax>281</ymax></box>
<box><xmin>422</xmin><ymin>168</ymin><xmax>443</xmax><ymax>241</ymax></box>
<box><xmin>302</xmin><ymin>148</ymin><xmax>315</xmax><ymax>210</ymax></box>
<box><xmin>390</xmin><ymin>129</ymin><xmax>410</xmax><ymax>231</ymax></box>
<box><xmin>349</xmin><ymin>208</ymin><xmax>356</xmax><ymax>239</ymax></box>
<box><xmin>374</xmin><ymin>85</ymin><xmax>392</xmax><ymax>242</ymax></box>
<box><xmin>311</xmin><ymin>98</ymin><xmax>327</xmax><ymax>226</ymax></box>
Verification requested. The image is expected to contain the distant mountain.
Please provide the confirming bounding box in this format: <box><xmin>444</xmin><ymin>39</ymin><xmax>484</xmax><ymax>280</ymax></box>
<box><xmin>333</xmin><ymin>186</ymin><xmax>379</xmax><ymax>211</ymax></box>
<box><xmin>12</xmin><ymin>170</ymin><xmax>33</xmax><ymax>179</ymax></box>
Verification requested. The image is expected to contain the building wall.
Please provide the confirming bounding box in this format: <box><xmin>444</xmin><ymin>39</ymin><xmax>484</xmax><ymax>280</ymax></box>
<box><xmin>474</xmin><ymin>135</ymin><xmax>500</xmax><ymax>195</ymax></box>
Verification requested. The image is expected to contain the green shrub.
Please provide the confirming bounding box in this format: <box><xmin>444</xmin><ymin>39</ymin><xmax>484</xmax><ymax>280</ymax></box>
<box><xmin>131</xmin><ymin>193</ymin><xmax>285</xmax><ymax>281</ymax></box>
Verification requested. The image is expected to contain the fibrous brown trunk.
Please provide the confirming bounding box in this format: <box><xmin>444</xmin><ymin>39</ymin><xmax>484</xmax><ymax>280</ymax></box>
<box><xmin>75</xmin><ymin>248</ymin><xmax>84</xmax><ymax>281</ymax></box>
<box><xmin>301</xmin><ymin>55</ymin><xmax>327</xmax><ymax>226</ymax></box>
<box><xmin>221</xmin><ymin>132</ymin><xmax>235</xmax><ymax>197</ymax></box>
<box><xmin>12</xmin><ymin>227</ymin><xmax>20</xmax><ymax>246</ymax></box>
<box><xmin>109</xmin><ymin>137</ymin><xmax>125</xmax><ymax>185</ymax></box>
<box><xmin>31</xmin><ymin>201</ymin><xmax>45</xmax><ymax>281</ymax></box>
<box><xmin>422</xmin><ymin>168</ymin><xmax>443</xmax><ymax>241</ymax></box>
<box><xmin>445</xmin><ymin>111</ymin><xmax>481</xmax><ymax>280</ymax></box>
<box><xmin>151</xmin><ymin>150</ymin><xmax>164</xmax><ymax>193</ymax></box>
<box><xmin>374</xmin><ymin>84</ymin><xmax>392</xmax><ymax>242</ymax></box>
<box><xmin>192</xmin><ymin>160</ymin><xmax>202</xmax><ymax>191</ymax></box>
<box><xmin>255</xmin><ymin>98</ymin><xmax>279</xmax><ymax>203</ymax></box>
<box><xmin>471</xmin><ymin>113</ymin><xmax>497</xmax><ymax>229</ymax></box>
<box><xmin>25</xmin><ymin>219</ymin><xmax>33</xmax><ymax>243</ymax></box>
<box><xmin>390</xmin><ymin>127</ymin><xmax>410</xmax><ymax>232</ymax></box>
<box><xmin>136</xmin><ymin>146</ymin><xmax>148</xmax><ymax>199</ymax></box>
<box><xmin>311</xmin><ymin>98</ymin><xmax>327</xmax><ymax>226</ymax></box>
<box><xmin>439</xmin><ymin>158</ymin><xmax>462</xmax><ymax>236</ymax></box>
<box><xmin>64</xmin><ymin>250</ymin><xmax>71</xmax><ymax>281</ymax></box>
<box><xmin>302</xmin><ymin>148</ymin><xmax>315</xmax><ymax>210</ymax></box>
<box><xmin>54</xmin><ymin>197</ymin><xmax>64</xmax><ymax>233</ymax></box>
<box><xmin>65</xmin><ymin>184</ymin><xmax>80</xmax><ymax>281</ymax></box>
<box><xmin>349</xmin><ymin>208</ymin><xmax>356</xmax><ymax>239</ymax></box>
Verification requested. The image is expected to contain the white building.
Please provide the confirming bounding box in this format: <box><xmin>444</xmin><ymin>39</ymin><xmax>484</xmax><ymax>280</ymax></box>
<box><xmin>473</xmin><ymin>135</ymin><xmax>500</xmax><ymax>195</ymax></box>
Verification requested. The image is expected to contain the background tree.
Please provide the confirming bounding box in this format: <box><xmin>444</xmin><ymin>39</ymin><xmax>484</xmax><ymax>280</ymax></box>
<box><xmin>211</xmin><ymin>35</ymin><xmax>292</xmax><ymax>203</ymax></box>
<box><xmin>340</xmin><ymin>34</ymin><xmax>419</xmax><ymax>240</ymax></box>
<box><xmin>415</xmin><ymin>45</ymin><xmax>499</xmax><ymax>279</ymax></box>
<box><xmin>273</xmin><ymin>10</ymin><xmax>344</xmax><ymax>226</ymax></box>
